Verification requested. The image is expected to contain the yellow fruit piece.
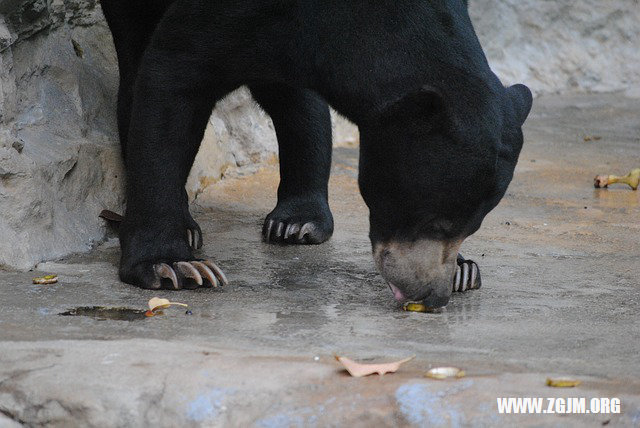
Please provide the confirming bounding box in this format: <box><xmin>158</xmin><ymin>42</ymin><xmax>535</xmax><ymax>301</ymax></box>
<box><xmin>404</xmin><ymin>302</ymin><xmax>427</xmax><ymax>312</ymax></box>
<box><xmin>546</xmin><ymin>377</ymin><xmax>581</xmax><ymax>388</ymax></box>
<box><xmin>32</xmin><ymin>275</ymin><xmax>58</xmax><ymax>284</ymax></box>
<box><xmin>403</xmin><ymin>302</ymin><xmax>441</xmax><ymax>313</ymax></box>
<box><xmin>425</xmin><ymin>367</ymin><xmax>466</xmax><ymax>379</ymax></box>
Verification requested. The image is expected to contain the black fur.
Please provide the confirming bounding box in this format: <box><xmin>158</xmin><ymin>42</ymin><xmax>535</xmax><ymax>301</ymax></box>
<box><xmin>100</xmin><ymin>0</ymin><xmax>532</xmax><ymax>290</ymax></box>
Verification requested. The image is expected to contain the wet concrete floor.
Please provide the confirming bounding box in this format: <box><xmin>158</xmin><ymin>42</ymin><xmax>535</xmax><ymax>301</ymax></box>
<box><xmin>0</xmin><ymin>93</ymin><xmax>639</xmax><ymax>426</ymax></box>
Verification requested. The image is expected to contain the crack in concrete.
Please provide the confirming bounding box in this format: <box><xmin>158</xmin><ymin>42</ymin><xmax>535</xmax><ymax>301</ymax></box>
<box><xmin>142</xmin><ymin>373</ymin><xmax>168</xmax><ymax>422</ymax></box>
<box><xmin>0</xmin><ymin>364</ymin><xmax>57</xmax><ymax>389</ymax></box>
<box><xmin>0</xmin><ymin>407</ymin><xmax>26</xmax><ymax>426</ymax></box>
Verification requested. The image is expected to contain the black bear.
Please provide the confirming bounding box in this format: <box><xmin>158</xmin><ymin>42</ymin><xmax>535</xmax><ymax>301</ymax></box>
<box><xmin>100</xmin><ymin>0</ymin><xmax>532</xmax><ymax>308</ymax></box>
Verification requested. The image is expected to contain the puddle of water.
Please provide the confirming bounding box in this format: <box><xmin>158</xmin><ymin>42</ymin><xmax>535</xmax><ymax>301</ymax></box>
<box><xmin>593</xmin><ymin>189</ymin><xmax>639</xmax><ymax>207</ymax></box>
<box><xmin>59</xmin><ymin>306</ymin><xmax>148</xmax><ymax>321</ymax></box>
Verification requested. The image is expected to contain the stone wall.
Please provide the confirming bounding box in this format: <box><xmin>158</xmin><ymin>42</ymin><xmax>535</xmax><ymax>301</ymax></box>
<box><xmin>0</xmin><ymin>0</ymin><xmax>638</xmax><ymax>269</ymax></box>
<box><xmin>0</xmin><ymin>0</ymin><xmax>124</xmax><ymax>269</ymax></box>
<box><xmin>470</xmin><ymin>0</ymin><xmax>640</xmax><ymax>94</ymax></box>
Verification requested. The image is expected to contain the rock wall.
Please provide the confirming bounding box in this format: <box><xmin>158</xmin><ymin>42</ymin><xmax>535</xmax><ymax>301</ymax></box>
<box><xmin>470</xmin><ymin>0</ymin><xmax>640</xmax><ymax>94</ymax></box>
<box><xmin>0</xmin><ymin>0</ymin><xmax>124</xmax><ymax>270</ymax></box>
<box><xmin>0</xmin><ymin>0</ymin><xmax>638</xmax><ymax>269</ymax></box>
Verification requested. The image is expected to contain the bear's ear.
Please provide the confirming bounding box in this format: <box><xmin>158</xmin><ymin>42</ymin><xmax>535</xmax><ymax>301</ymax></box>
<box><xmin>380</xmin><ymin>85</ymin><xmax>446</xmax><ymax>121</ymax></box>
<box><xmin>507</xmin><ymin>84</ymin><xmax>533</xmax><ymax>126</ymax></box>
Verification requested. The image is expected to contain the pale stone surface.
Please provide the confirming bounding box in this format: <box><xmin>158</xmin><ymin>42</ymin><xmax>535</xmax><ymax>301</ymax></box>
<box><xmin>0</xmin><ymin>94</ymin><xmax>639</xmax><ymax>426</ymax></box>
<box><xmin>1</xmin><ymin>0</ymin><xmax>639</xmax><ymax>269</ymax></box>
<box><xmin>1</xmin><ymin>340</ymin><xmax>637</xmax><ymax>427</ymax></box>
<box><xmin>470</xmin><ymin>0</ymin><xmax>640</xmax><ymax>94</ymax></box>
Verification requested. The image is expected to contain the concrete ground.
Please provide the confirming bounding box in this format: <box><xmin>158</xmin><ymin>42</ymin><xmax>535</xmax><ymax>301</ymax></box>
<box><xmin>1</xmin><ymin>93</ymin><xmax>639</xmax><ymax>427</ymax></box>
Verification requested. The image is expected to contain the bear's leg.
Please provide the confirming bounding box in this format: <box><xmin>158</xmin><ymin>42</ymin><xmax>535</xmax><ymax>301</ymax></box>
<box><xmin>118</xmin><ymin>56</ymin><xmax>228</xmax><ymax>289</ymax></box>
<box><xmin>250</xmin><ymin>84</ymin><xmax>334</xmax><ymax>244</ymax></box>
<box><xmin>101</xmin><ymin>0</ymin><xmax>202</xmax><ymax>250</ymax></box>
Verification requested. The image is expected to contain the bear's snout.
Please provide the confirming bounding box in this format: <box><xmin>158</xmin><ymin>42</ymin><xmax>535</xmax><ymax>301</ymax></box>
<box><xmin>373</xmin><ymin>239</ymin><xmax>462</xmax><ymax>308</ymax></box>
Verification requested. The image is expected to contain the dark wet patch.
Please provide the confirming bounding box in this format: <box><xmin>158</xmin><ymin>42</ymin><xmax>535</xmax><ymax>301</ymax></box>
<box><xmin>59</xmin><ymin>306</ymin><xmax>147</xmax><ymax>321</ymax></box>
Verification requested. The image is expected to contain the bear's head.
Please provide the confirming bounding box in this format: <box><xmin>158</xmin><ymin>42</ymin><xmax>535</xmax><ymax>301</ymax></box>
<box><xmin>359</xmin><ymin>83</ymin><xmax>532</xmax><ymax>307</ymax></box>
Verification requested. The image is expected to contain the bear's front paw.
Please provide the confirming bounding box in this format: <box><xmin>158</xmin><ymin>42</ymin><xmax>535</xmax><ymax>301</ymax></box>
<box><xmin>262</xmin><ymin>198</ymin><xmax>334</xmax><ymax>245</ymax></box>
<box><xmin>118</xmin><ymin>220</ymin><xmax>226</xmax><ymax>289</ymax></box>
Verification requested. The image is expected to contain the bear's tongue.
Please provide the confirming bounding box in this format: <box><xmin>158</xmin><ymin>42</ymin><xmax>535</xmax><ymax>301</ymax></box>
<box><xmin>388</xmin><ymin>283</ymin><xmax>406</xmax><ymax>301</ymax></box>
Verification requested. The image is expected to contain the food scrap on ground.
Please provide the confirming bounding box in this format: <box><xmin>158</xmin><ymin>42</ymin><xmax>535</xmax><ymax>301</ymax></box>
<box><xmin>403</xmin><ymin>302</ymin><xmax>441</xmax><ymax>313</ymax></box>
<box><xmin>594</xmin><ymin>168</ymin><xmax>640</xmax><ymax>190</ymax></box>
<box><xmin>32</xmin><ymin>274</ymin><xmax>58</xmax><ymax>284</ymax></box>
<box><xmin>335</xmin><ymin>355</ymin><xmax>414</xmax><ymax>377</ymax></box>
<box><xmin>583</xmin><ymin>135</ymin><xmax>602</xmax><ymax>142</ymax></box>
<box><xmin>546</xmin><ymin>377</ymin><xmax>581</xmax><ymax>388</ymax></box>
<box><xmin>424</xmin><ymin>367</ymin><xmax>466</xmax><ymax>379</ymax></box>
<box><xmin>145</xmin><ymin>297</ymin><xmax>189</xmax><ymax>317</ymax></box>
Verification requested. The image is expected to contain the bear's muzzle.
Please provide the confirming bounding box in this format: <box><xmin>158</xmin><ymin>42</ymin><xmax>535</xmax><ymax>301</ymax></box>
<box><xmin>373</xmin><ymin>238</ymin><xmax>463</xmax><ymax>308</ymax></box>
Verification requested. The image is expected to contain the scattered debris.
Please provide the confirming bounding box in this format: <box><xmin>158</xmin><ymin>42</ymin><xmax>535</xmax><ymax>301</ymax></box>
<box><xmin>594</xmin><ymin>168</ymin><xmax>639</xmax><ymax>190</ymax></box>
<box><xmin>403</xmin><ymin>302</ymin><xmax>441</xmax><ymax>313</ymax></box>
<box><xmin>145</xmin><ymin>297</ymin><xmax>189</xmax><ymax>317</ymax></box>
<box><xmin>546</xmin><ymin>377</ymin><xmax>581</xmax><ymax>388</ymax></box>
<box><xmin>335</xmin><ymin>355</ymin><xmax>414</xmax><ymax>377</ymax></box>
<box><xmin>32</xmin><ymin>274</ymin><xmax>58</xmax><ymax>284</ymax></box>
<box><xmin>99</xmin><ymin>209</ymin><xmax>124</xmax><ymax>222</ymax></box>
<box><xmin>424</xmin><ymin>367</ymin><xmax>466</xmax><ymax>379</ymax></box>
<box><xmin>583</xmin><ymin>135</ymin><xmax>602</xmax><ymax>142</ymax></box>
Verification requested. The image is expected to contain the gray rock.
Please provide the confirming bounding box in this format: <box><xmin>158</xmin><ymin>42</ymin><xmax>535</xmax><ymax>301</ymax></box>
<box><xmin>470</xmin><ymin>0</ymin><xmax>640</xmax><ymax>94</ymax></box>
<box><xmin>0</xmin><ymin>1</ymin><xmax>124</xmax><ymax>270</ymax></box>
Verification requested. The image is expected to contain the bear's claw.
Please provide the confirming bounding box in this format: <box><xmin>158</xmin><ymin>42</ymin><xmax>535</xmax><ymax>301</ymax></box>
<box><xmin>153</xmin><ymin>263</ymin><xmax>179</xmax><ymax>289</ymax></box>
<box><xmin>263</xmin><ymin>219</ymin><xmax>321</xmax><ymax>244</ymax></box>
<box><xmin>151</xmin><ymin>260</ymin><xmax>227</xmax><ymax>289</ymax></box>
<box><xmin>186</xmin><ymin>224</ymin><xmax>203</xmax><ymax>250</ymax></box>
<box><xmin>453</xmin><ymin>256</ymin><xmax>481</xmax><ymax>292</ymax></box>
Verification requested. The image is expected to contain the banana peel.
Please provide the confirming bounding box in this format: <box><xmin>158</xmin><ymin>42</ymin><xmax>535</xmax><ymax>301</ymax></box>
<box><xmin>594</xmin><ymin>168</ymin><xmax>640</xmax><ymax>190</ymax></box>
